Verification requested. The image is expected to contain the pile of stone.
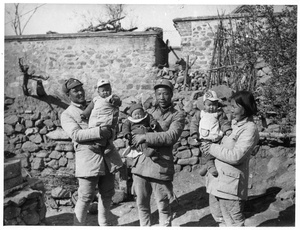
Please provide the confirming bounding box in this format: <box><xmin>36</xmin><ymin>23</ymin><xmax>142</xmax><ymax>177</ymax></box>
<box><xmin>4</xmin><ymin>96</ymin><xmax>74</xmax><ymax>176</ymax></box>
<box><xmin>4</xmin><ymin>158</ymin><xmax>46</xmax><ymax>225</ymax></box>
<box><xmin>155</xmin><ymin>63</ymin><xmax>208</xmax><ymax>93</ymax></box>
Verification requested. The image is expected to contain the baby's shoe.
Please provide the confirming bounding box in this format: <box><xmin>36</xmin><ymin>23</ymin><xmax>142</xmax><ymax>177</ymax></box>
<box><xmin>151</xmin><ymin>156</ymin><xmax>159</xmax><ymax>162</ymax></box>
<box><xmin>199</xmin><ymin>166</ymin><xmax>208</xmax><ymax>176</ymax></box>
<box><xmin>208</xmin><ymin>166</ymin><xmax>218</xmax><ymax>177</ymax></box>
<box><xmin>104</xmin><ymin>145</ymin><xmax>113</xmax><ymax>155</ymax></box>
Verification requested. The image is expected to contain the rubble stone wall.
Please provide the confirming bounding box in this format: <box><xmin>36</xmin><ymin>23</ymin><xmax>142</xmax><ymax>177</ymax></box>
<box><xmin>173</xmin><ymin>15</ymin><xmax>231</xmax><ymax>71</ymax></box>
<box><xmin>4</xmin><ymin>31</ymin><xmax>167</xmax><ymax>100</ymax></box>
<box><xmin>4</xmin><ymin>95</ymin><xmax>295</xmax><ymax>199</ymax></box>
<box><xmin>173</xmin><ymin>14</ymin><xmax>273</xmax><ymax>78</ymax></box>
<box><xmin>172</xmin><ymin>14</ymin><xmax>275</xmax><ymax>93</ymax></box>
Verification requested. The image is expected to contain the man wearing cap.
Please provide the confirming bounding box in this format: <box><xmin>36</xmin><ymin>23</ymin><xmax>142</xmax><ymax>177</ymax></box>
<box><xmin>130</xmin><ymin>79</ymin><xmax>185</xmax><ymax>226</ymax></box>
<box><xmin>60</xmin><ymin>78</ymin><xmax>116</xmax><ymax>226</ymax></box>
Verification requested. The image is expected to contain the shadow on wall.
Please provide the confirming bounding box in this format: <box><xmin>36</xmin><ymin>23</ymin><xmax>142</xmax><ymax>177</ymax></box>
<box><xmin>155</xmin><ymin>38</ymin><xmax>169</xmax><ymax>67</ymax></box>
<box><xmin>30</xmin><ymin>94</ymin><xmax>69</xmax><ymax>110</ymax></box>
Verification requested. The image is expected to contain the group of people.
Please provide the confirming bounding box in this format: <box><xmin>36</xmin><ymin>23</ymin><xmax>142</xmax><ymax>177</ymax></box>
<box><xmin>60</xmin><ymin>77</ymin><xmax>259</xmax><ymax>227</ymax></box>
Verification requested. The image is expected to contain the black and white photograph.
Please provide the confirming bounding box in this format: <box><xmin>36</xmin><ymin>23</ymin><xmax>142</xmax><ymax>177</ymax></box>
<box><xmin>2</xmin><ymin>0</ymin><xmax>298</xmax><ymax>228</ymax></box>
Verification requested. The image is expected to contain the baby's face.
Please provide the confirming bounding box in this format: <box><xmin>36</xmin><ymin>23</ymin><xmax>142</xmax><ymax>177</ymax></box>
<box><xmin>204</xmin><ymin>100</ymin><xmax>218</xmax><ymax>113</ymax></box>
<box><xmin>97</xmin><ymin>84</ymin><xmax>111</xmax><ymax>98</ymax></box>
<box><xmin>131</xmin><ymin>108</ymin><xmax>145</xmax><ymax>119</ymax></box>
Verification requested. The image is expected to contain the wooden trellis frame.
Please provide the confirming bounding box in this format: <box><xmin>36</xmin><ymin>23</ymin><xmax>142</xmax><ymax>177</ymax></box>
<box><xmin>208</xmin><ymin>17</ymin><xmax>257</xmax><ymax>92</ymax></box>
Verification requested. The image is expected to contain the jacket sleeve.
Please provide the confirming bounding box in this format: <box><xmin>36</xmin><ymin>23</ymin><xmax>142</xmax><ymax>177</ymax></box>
<box><xmin>190</xmin><ymin>110</ymin><xmax>201</xmax><ymax>137</ymax></box>
<box><xmin>145</xmin><ymin>111</ymin><xmax>185</xmax><ymax>146</ymax></box>
<box><xmin>122</xmin><ymin>119</ymin><xmax>131</xmax><ymax>137</ymax></box>
<box><xmin>209</xmin><ymin>123</ymin><xmax>259</xmax><ymax>165</ymax></box>
<box><xmin>218</xmin><ymin>109</ymin><xmax>232</xmax><ymax>133</ymax></box>
<box><xmin>61</xmin><ymin>110</ymin><xmax>101</xmax><ymax>143</ymax></box>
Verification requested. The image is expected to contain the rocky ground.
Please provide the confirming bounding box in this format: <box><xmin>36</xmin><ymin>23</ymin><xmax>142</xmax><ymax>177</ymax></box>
<box><xmin>44</xmin><ymin>169</ymin><xmax>295</xmax><ymax>227</ymax></box>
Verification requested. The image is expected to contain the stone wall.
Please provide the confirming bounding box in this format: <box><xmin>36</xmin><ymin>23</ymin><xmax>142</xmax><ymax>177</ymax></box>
<box><xmin>4</xmin><ymin>91</ymin><xmax>295</xmax><ymax>200</ymax></box>
<box><xmin>172</xmin><ymin>13</ymin><xmax>288</xmax><ymax>91</ymax></box>
<box><xmin>173</xmin><ymin>14</ymin><xmax>271</xmax><ymax>73</ymax></box>
<box><xmin>4</xmin><ymin>31</ymin><xmax>168</xmax><ymax>100</ymax></box>
<box><xmin>173</xmin><ymin>15</ymin><xmax>229</xmax><ymax>71</ymax></box>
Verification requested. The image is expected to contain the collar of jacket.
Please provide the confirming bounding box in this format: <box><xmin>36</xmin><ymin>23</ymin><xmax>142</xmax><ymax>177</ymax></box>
<box><xmin>127</xmin><ymin>113</ymin><xmax>148</xmax><ymax>123</ymax></box>
<box><xmin>232</xmin><ymin>116</ymin><xmax>254</xmax><ymax>127</ymax></box>
<box><xmin>154</xmin><ymin>103</ymin><xmax>174</xmax><ymax>114</ymax></box>
<box><xmin>71</xmin><ymin>101</ymin><xmax>87</xmax><ymax>110</ymax></box>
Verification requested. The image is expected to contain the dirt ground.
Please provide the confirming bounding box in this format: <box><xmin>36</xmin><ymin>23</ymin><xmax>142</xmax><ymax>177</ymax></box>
<box><xmin>44</xmin><ymin>169</ymin><xmax>295</xmax><ymax>227</ymax></box>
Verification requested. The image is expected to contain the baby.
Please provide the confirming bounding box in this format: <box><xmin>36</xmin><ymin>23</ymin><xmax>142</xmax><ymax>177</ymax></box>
<box><xmin>190</xmin><ymin>90</ymin><xmax>232</xmax><ymax>177</ymax></box>
<box><xmin>81</xmin><ymin>79</ymin><xmax>123</xmax><ymax>172</ymax></box>
<box><xmin>122</xmin><ymin>103</ymin><xmax>159</xmax><ymax>162</ymax></box>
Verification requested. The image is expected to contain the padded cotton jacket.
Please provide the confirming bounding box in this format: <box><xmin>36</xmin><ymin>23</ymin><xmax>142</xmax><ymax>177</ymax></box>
<box><xmin>206</xmin><ymin>117</ymin><xmax>259</xmax><ymax>200</ymax></box>
<box><xmin>60</xmin><ymin>102</ymin><xmax>114</xmax><ymax>177</ymax></box>
<box><xmin>131</xmin><ymin>104</ymin><xmax>185</xmax><ymax>181</ymax></box>
<box><xmin>190</xmin><ymin>108</ymin><xmax>232</xmax><ymax>139</ymax></box>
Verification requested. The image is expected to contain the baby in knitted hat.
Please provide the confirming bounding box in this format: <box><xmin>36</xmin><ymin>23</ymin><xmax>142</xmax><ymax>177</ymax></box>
<box><xmin>190</xmin><ymin>90</ymin><xmax>232</xmax><ymax>177</ymax></box>
<box><xmin>80</xmin><ymin>79</ymin><xmax>123</xmax><ymax>173</ymax></box>
<box><xmin>122</xmin><ymin>103</ymin><xmax>160</xmax><ymax>161</ymax></box>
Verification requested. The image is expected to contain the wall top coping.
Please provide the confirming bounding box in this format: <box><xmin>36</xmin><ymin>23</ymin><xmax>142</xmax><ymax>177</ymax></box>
<box><xmin>173</xmin><ymin>12</ymin><xmax>281</xmax><ymax>23</ymax></box>
<box><xmin>5</xmin><ymin>31</ymin><xmax>162</xmax><ymax>42</ymax></box>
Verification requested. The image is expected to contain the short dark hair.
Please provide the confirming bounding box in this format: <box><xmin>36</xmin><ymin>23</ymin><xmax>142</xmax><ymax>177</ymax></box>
<box><xmin>230</xmin><ymin>90</ymin><xmax>258</xmax><ymax>117</ymax></box>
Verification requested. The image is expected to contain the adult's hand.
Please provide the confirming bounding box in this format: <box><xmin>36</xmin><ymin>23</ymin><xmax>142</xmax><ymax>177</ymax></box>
<box><xmin>99</xmin><ymin>126</ymin><xmax>112</xmax><ymax>139</ymax></box>
<box><xmin>200</xmin><ymin>142</ymin><xmax>212</xmax><ymax>157</ymax></box>
<box><xmin>110</xmin><ymin>94</ymin><xmax>122</xmax><ymax>107</ymax></box>
<box><xmin>132</xmin><ymin>134</ymin><xmax>146</xmax><ymax>147</ymax></box>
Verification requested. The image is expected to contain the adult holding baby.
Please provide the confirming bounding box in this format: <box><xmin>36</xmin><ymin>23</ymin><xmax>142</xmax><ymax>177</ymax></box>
<box><xmin>60</xmin><ymin>78</ymin><xmax>118</xmax><ymax>226</ymax></box>
<box><xmin>200</xmin><ymin>90</ymin><xmax>259</xmax><ymax>227</ymax></box>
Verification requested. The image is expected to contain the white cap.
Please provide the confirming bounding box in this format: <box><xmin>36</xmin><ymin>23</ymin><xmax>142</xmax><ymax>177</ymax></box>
<box><xmin>203</xmin><ymin>90</ymin><xmax>220</xmax><ymax>102</ymax></box>
<box><xmin>97</xmin><ymin>79</ymin><xmax>110</xmax><ymax>88</ymax></box>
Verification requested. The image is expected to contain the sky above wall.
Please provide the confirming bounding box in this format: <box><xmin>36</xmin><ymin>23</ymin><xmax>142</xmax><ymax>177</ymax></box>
<box><xmin>3</xmin><ymin>0</ymin><xmax>290</xmax><ymax>47</ymax></box>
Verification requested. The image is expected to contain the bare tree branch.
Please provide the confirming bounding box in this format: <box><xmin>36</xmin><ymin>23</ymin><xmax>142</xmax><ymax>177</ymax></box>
<box><xmin>7</xmin><ymin>3</ymin><xmax>41</xmax><ymax>35</ymax></box>
<box><xmin>21</xmin><ymin>7</ymin><xmax>37</xmax><ymax>34</ymax></box>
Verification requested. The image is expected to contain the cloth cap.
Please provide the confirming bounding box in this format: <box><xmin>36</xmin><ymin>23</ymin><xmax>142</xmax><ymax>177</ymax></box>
<box><xmin>128</xmin><ymin>103</ymin><xmax>144</xmax><ymax>115</ymax></box>
<box><xmin>154</xmin><ymin>79</ymin><xmax>173</xmax><ymax>92</ymax></box>
<box><xmin>203</xmin><ymin>90</ymin><xmax>220</xmax><ymax>102</ymax></box>
<box><xmin>62</xmin><ymin>78</ymin><xmax>83</xmax><ymax>94</ymax></box>
<box><xmin>97</xmin><ymin>79</ymin><xmax>110</xmax><ymax>88</ymax></box>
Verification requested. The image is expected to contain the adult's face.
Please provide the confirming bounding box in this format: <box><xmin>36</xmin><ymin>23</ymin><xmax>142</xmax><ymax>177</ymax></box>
<box><xmin>230</xmin><ymin>99</ymin><xmax>245</xmax><ymax>122</ymax></box>
<box><xmin>67</xmin><ymin>85</ymin><xmax>85</xmax><ymax>104</ymax></box>
<box><xmin>155</xmin><ymin>87</ymin><xmax>173</xmax><ymax>109</ymax></box>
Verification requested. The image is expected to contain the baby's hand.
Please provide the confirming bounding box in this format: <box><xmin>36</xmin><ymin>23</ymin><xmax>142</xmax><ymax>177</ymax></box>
<box><xmin>191</xmin><ymin>134</ymin><xmax>199</xmax><ymax>140</ymax></box>
<box><xmin>225</xmin><ymin>130</ymin><xmax>232</xmax><ymax>136</ymax></box>
<box><xmin>200</xmin><ymin>142</ymin><xmax>212</xmax><ymax>157</ymax></box>
<box><xmin>125</xmin><ymin>133</ymin><xmax>132</xmax><ymax>145</ymax></box>
<box><xmin>80</xmin><ymin>114</ymin><xmax>87</xmax><ymax>120</ymax></box>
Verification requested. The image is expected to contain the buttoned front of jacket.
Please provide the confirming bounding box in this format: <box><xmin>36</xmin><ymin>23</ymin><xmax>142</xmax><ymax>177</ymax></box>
<box><xmin>60</xmin><ymin>102</ymin><xmax>113</xmax><ymax>177</ymax></box>
<box><xmin>131</xmin><ymin>104</ymin><xmax>185</xmax><ymax>181</ymax></box>
<box><xmin>206</xmin><ymin>117</ymin><xmax>259</xmax><ymax>200</ymax></box>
